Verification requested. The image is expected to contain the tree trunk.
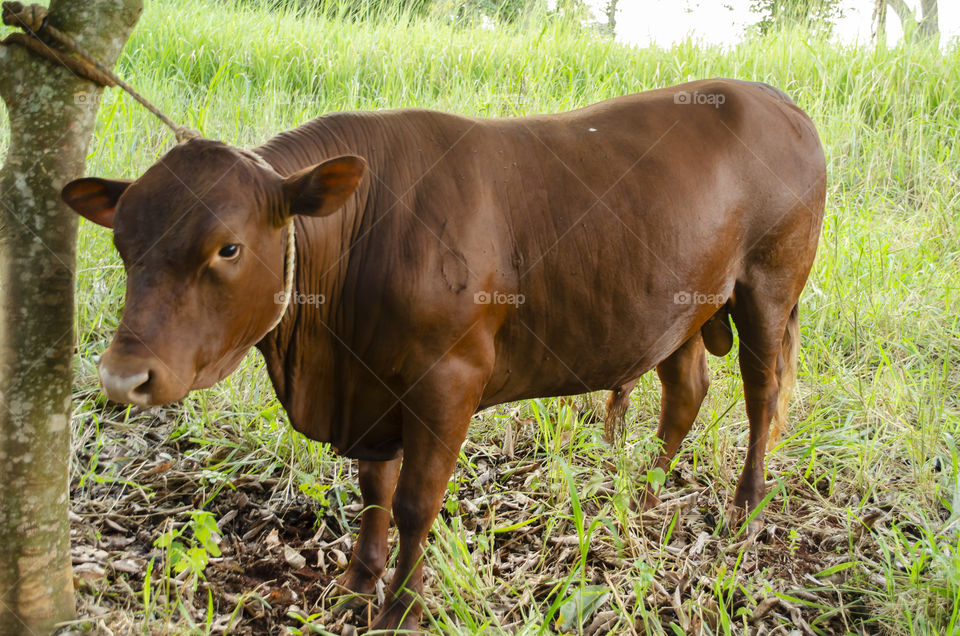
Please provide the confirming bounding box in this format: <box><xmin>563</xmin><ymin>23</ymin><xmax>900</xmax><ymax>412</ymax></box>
<box><xmin>605</xmin><ymin>0</ymin><xmax>618</xmax><ymax>36</ymax></box>
<box><xmin>872</xmin><ymin>0</ymin><xmax>887</xmax><ymax>43</ymax></box>
<box><xmin>884</xmin><ymin>0</ymin><xmax>914</xmax><ymax>27</ymax></box>
<box><xmin>0</xmin><ymin>1</ymin><xmax>142</xmax><ymax>633</ymax></box>
<box><xmin>882</xmin><ymin>0</ymin><xmax>939</xmax><ymax>42</ymax></box>
<box><xmin>919</xmin><ymin>0</ymin><xmax>939</xmax><ymax>40</ymax></box>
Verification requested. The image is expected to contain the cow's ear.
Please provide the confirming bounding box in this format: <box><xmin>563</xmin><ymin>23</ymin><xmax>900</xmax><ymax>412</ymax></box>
<box><xmin>61</xmin><ymin>178</ymin><xmax>133</xmax><ymax>229</ymax></box>
<box><xmin>283</xmin><ymin>155</ymin><xmax>366</xmax><ymax>218</ymax></box>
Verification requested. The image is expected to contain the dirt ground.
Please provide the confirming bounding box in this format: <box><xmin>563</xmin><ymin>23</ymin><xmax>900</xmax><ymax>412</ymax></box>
<box><xmin>66</xmin><ymin>403</ymin><xmax>907</xmax><ymax>635</ymax></box>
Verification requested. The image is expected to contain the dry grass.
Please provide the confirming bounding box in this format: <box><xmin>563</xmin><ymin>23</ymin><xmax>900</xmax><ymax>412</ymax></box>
<box><xmin>63</xmin><ymin>389</ymin><xmax>956</xmax><ymax>634</ymax></box>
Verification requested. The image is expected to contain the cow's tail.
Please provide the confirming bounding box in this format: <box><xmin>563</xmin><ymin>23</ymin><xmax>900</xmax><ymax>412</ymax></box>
<box><xmin>770</xmin><ymin>303</ymin><xmax>800</xmax><ymax>446</ymax></box>
<box><xmin>603</xmin><ymin>381</ymin><xmax>635</xmax><ymax>443</ymax></box>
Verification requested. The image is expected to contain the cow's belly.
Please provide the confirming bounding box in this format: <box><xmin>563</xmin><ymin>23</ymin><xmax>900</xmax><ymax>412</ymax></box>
<box><xmin>470</xmin><ymin>114</ymin><xmax>747</xmax><ymax>405</ymax></box>
<box><xmin>478</xmin><ymin>192</ymin><xmax>742</xmax><ymax>406</ymax></box>
<box><xmin>479</xmin><ymin>285</ymin><xmax>723</xmax><ymax>407</ymax></box>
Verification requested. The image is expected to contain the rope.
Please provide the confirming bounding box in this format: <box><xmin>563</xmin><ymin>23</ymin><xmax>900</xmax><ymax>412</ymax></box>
<box><xmin>1</xmin><ymin>1</ymin><xmax>200</xmax><ymax>143</ymax></box>
<box><xmin>1</xmin><ymin>3</ymin><xmax>297</xmax><ymax>330</ymax></box>
<box><xmin>1</xmin><ymin>2</ymin><xmax>294</xmax><ymax>331</ymax></box>
<box><xmin>266</xmin><ymin>219</ymin><xmax>296</xmax><ymax>334</ymax></box>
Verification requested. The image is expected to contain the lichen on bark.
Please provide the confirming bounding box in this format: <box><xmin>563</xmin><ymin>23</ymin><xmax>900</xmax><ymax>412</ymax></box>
<box><xmin>0</xmin><ymin>2</ymin><xmax>142</xmax><ymax>633</ymax></box>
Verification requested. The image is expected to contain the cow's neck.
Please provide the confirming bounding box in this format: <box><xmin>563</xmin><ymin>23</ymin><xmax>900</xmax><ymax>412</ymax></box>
<box><xmin>251</xmin><ymin>119</ymin><xmax>374</xmax><ymax>443</ymax></box>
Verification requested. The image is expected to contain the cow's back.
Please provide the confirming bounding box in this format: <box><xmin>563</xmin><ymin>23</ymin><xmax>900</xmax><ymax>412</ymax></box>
<box><xmin>333</xmin><ymin>80</ymin><xmax>824</xmax><ymax>406</ymax></box>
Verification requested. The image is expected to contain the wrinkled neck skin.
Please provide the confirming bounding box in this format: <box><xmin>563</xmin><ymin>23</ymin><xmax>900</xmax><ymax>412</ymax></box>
<box><xmin>252</xmin><ymin>118</ymin><xmax>374</xmax><ymax>451</ymax></box>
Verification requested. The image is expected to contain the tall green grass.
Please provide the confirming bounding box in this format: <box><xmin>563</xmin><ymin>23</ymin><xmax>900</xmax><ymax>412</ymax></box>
<box><xmin>3</xmin><ymin>0</ymin><xmax>960</xmax><ymax>632</ymax></box>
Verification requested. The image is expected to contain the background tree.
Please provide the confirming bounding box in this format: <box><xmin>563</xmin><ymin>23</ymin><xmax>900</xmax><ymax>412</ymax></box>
<box><xmin>440</xmin><ymin>0</ymin><xmax>527</xmax><ymax>25</ymax></box>
<box><xmin>750</xmin><ymin>0</ymin><xmax>843</xmax><ymax>36</ymax></box>
<box><xmin>553</xmin><ymin>0</ymin><xmax>585</xmax><ymax>22</ymax></box>
<box><xmin>430</xmin><ymin>0</ymin><xmax>550</xmax><ymax>27</ymax></box>
<box><xmin>604</xmin><ymin>0</ymin><xmax>619</xmax><ymax>36</ymax></box>
<box><xmin>0</xmin><ymin>1</ymin><xmax>142</xmax><ymax>633</ymax></box>
<box><xmin>873</xmin><ymin>0</ymin><xmax>939</xmax><ymax>43</ymax></box>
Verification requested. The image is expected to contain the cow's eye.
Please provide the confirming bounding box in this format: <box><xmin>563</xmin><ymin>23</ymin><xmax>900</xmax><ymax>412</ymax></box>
<box><xmin>218</xmin><ymin>244</ymin><xmax>240</xmax><ymax>259</ymax></box>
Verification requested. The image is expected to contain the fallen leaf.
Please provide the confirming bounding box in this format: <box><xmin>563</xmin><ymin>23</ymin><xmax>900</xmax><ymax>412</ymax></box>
<box><xmin>284</xmin><ymin>545</ymin><xmax>306</xmax><ymax>569</ymax></box>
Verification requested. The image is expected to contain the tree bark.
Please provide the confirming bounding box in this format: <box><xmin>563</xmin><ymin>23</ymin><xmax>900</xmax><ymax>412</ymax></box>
<box><xmin>605</xmin><ymin>0</ymin><xmax>618</xmax><ymax>36</ymax></box>
<box><xmin>884</xmin><ymin>0</ymin><xmax>914</xmax><ymax>27</ymax></box>
<box><xmin>0</xmin><ymin>1</ymin><xmax>141</xmax><ymax>633</ymax></box>
<box><xmin>883</xmin><ymin>0</ymin><xmax>939</xmax><ymax>42</ymax></box>
<box><xmin>872</xmin><ymin>0</ymin><xmax>887</xmax><ymax>43</ymax></box>
<box><xmin>919</xmin><ymin>0</ymin><xmax>939</xmax><ymax>40</ymax></box>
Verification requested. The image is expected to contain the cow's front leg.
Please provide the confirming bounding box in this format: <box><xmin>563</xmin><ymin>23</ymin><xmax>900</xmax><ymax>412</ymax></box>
<box><xmin>335</xmin><ymin>457</ymin><xmax>402</xmax><ymax>607</ymax></box>
<box><xmin>369</xmin><ymin>364</ymin><xmax>481</xmax><ymax>633</ymax></box>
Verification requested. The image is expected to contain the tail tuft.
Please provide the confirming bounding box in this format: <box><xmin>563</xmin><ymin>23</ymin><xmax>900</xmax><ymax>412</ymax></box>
<box><xmin>603</xmin><ymin>381</ymin><xmax>635</xmax><ymax>443</ymax></box>
<box><xmin>770</xmin><ymin>304</ymin><xmax>800</xmax><ymax>446</ymax></box>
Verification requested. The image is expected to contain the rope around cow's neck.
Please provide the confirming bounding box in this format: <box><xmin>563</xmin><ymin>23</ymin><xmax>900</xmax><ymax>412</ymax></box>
<box><xmin>266</xmin><ymin>219</ymin><xmax>296</xmax><ymax>334</ymax></box>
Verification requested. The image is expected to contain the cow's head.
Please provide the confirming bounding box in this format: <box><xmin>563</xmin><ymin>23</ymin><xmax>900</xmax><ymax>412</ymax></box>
<box><xmin>62</xmin><ymin>138</ymin><xmax>365</xmax><ymax>406</ymax></box>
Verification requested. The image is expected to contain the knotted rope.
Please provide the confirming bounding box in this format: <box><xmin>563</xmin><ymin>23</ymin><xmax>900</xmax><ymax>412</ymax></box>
<box><xmin>266</xmin><ymin>219</ymin><xmax>297</xmax><ymax>335</ymax></box>
<box><xmin>1</xmin><ymin>1</ymin><xmax>200</xmax><ymax>143</ymax></box>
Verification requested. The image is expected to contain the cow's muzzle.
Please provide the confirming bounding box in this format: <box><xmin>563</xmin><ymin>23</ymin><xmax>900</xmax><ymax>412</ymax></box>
<box><xmin>98</xmin><ymin>346</ymin><xmax>186</xmax><ymax>406</ymax></box>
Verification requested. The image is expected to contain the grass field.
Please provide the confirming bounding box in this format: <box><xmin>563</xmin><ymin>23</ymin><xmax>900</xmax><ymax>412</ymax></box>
<box><xmin>5</xmin><ymin>0</ymin><xmax>960</xmax><ymax>633</ymax></box>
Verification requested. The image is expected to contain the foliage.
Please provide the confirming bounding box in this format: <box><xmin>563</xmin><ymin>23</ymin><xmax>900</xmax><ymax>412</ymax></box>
<box><xmin>749</xmin><ymin>0</ymin><xmax>843</xmax><ymax>36</ymax></box>
<box><xmin>225</xmin><ymin>0</ymin><xmax>434</xmax><ymax>21</ymax></box>
<box><xmin>432</xmin><ymin>0</ymin><xmax>531</xmax><ymax>25</ymax></box>
<box><xmin>154</xmin><ymin>511</ymin><xmax>223</xmax><ymax>585</ymax></box>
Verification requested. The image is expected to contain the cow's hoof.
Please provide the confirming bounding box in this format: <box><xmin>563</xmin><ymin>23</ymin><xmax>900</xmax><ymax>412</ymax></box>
<box><xmin>332</xmin><ymin>571</ymin><xmax>380</xmax><ymax>616</ymax></box>
<box><xmin>723</xmin><ymin>503</ymin><xmax>763</xmax><ymax>536</ymax></box>
<box><xmin>336</xmin><ymin>569</ymin><xmax>380</xmax><ymax>596</ymax></box>
<box><xmin>368</xmin><ymin>601</ymin><xmax>422</xmax><ymax>634</ymax></box>
<box><xmin>732</xmin><ymin>482</ymin><xmax>766</xmax><ymax>513</ymax></box>
<box><xmin>727</xmin><ymin>484</ymin><xmax>766</xmax><ymax>533</ymax></box>
<box><xmin>331</xmin><ymin>591</ymin><xmax>374</xmax><ymax>616</ymax></box>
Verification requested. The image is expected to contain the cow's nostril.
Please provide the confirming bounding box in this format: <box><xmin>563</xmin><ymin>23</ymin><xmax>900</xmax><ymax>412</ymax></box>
<box><xmin>99</xmin><ymin>366</ymin><xmax>151</xmax><ymax>405</ymax></box>
<box><xmin>129</xmin><ymin>371</ymin><xmax>152</xmax><ymax>401</ymax></box>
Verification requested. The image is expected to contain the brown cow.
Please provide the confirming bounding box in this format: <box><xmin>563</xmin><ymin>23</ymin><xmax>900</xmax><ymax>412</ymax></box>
<box><xmin>62</xmin><ymin>78</ymin><xmax>825</xmax><ymax>632</ymax></box>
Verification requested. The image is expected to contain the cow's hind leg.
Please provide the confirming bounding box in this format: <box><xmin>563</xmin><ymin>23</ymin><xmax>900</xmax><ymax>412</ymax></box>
<box><xmin>334</xmin><ymin>457</ymin><xmax>402</xmax><ymax>608</ymax></box>
<box><xmin>637</xmin><ymin>333</ymin><xmax>710</xmax><ymax>509</ymax></box>
<box><xmin>730</xmin><ymin>289</ymin><xmax>799</xmax><ymax>517</ymax></box>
